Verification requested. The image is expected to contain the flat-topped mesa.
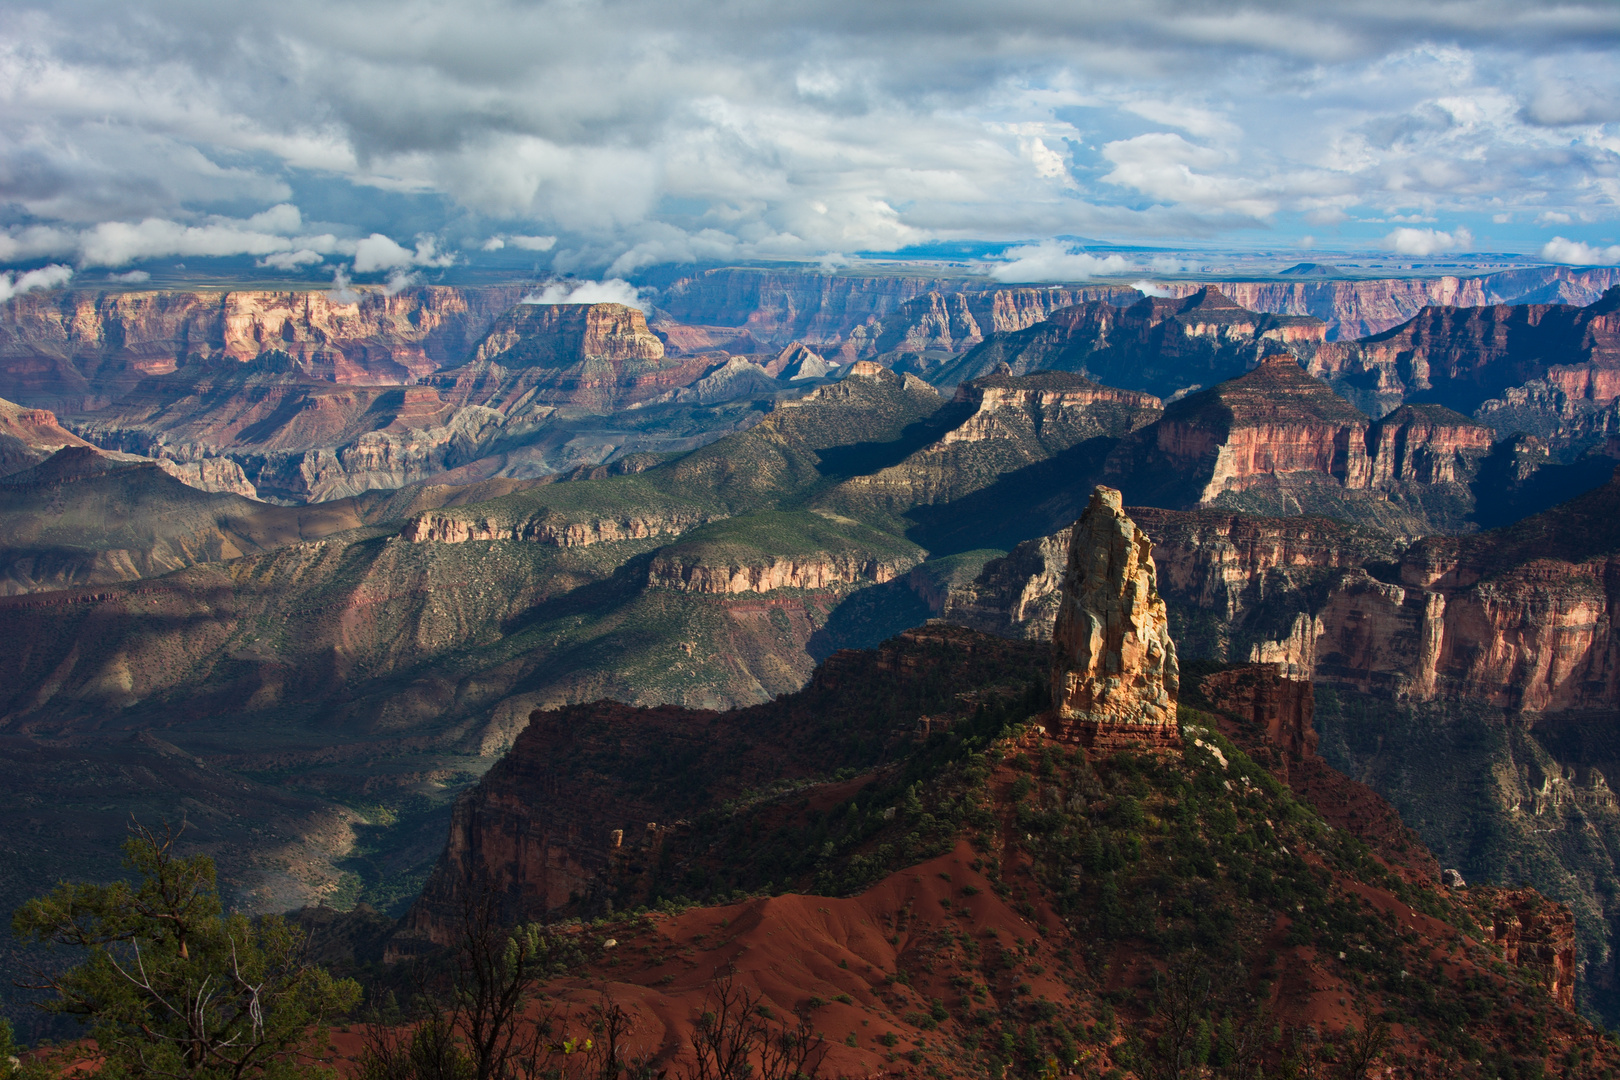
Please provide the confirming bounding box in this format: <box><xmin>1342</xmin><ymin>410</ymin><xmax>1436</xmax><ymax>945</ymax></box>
<box><xmin>1049</xmin><ymin>486</ymin><xmax>1181</xmax><ymax>751</ymax></box>
<box><xmin>470</xmin><ymin>302</ymin><xmax>666</xmax><ymax>368</ymax></box>
<box><xmin>940</xmin><ymin>371</ymin><xmax>1162</xmax><ymax>447</ymax></box>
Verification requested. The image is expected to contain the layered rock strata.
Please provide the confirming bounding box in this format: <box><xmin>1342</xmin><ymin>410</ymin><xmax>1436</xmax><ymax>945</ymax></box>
<box><xmin>1105</xmin><ymin>353</ymin><xmax>1494</xmax><ymax>534</ymax></box>
<box><xmin>1048</xmin><ymin>486</ymin><xmax>1180</xmax><ymax>748</ymax></box>
<box><xmin>1310</xmin><ymin>287</ymin><xmax>1620</xmax><ymax>418</ymax></box>
<box><xmin>432</xmin><ymin>303</ymin><xmax>713</xmax><ymax>415</ymax></box>
<box><xmin>647</xmin><ymin>553</ymin><xmax>910</xmax><ymax>594</ymax></box>
<box><xmin>1485</xmin><ymin>888</ymin><xmax>1579</xmax><ymax>1010</ymax></box>
<box><xmin>1199</xmin><ymin>665</ymin><xmax>1318</xmax><ymax>773</ymax></box>
<box><xmin>0</xmin><ymin>285</ymin><xmax>531</xmax><ymax>411</ymax></box>
<box><xmin>933</xmin><ymin>288</ymin><xmax>1327</xmax><ymax>395</ymax></box>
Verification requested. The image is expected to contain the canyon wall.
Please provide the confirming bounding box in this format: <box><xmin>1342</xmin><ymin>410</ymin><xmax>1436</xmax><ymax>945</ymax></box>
<box><xmin>1309</xmin><ymin>288</ymin><xmax>1620</xmax><ymax>419</ymax></box>
<box><xmin>931</xmin><ymin>287</ymin><xmax>1328</xmax><ymax>394</ymax></box>
<box><xmin>657</xmin><ymin>265</ymin><xmax>1620</xmax><ymax>351</ymax></box>
<box><xmin>434</xmin><ymin>303</ymin><xmax>713</xmax><ymax>414</ymax></box>
<box><xmin>0</xmin><ymin>285</ymin><xmax>532</xmax><ymax>411</ymax></box>
<box><xmin>1101</xmin><ymin>353</ymin><xmax>1495</xmax><ymax>535</ymax></box>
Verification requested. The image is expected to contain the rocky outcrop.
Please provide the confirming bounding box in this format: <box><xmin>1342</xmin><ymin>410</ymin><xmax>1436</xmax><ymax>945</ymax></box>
<box><xmin>1109</xmin><ymin>353</ymin><xmax>1372</xmax><ymax>506</ymax></box>
<box><xmin>1367</xmin><ymin>404</ymin><xmax>1495</xmax><ymax>485</ymax></box>
<box><xmin>1483</xmin><ymin>887</ymin><xmax>1579</xmax><ymax>1010</ymax></box>
<box><xmin>941</xmin><ymin>532</ymin><xmax>1071</xmax><ymax>640</ymax></box>
<box><xmin>647</xmin><ymin>553</ymin><xmax>909</xmax><ymax>594</ymax></box>
<box><xmin>0</xmin><ymin>395</ymin><xmax>98</xmax><ymax>477</ymax></box>
<box><xmin>154</xmin><ymin>456</ymin><xmax>259</xmax><ymax>498</ymax></box>
<box><xmin>1200</xmin><ymin>665</ymin><xmax>1318</xmax><ymax>770</ymax></box>
<box><xmin>937</xmin><ymin>371</ymin><xmax>1162</xmax><ymax>448</ymax></box>
<box><xmin>1049</xmin><ymin>486</ymin><xmax>1179</xmax><ymax>747</ymax></box>
<box><xmin>763</xmin><ymin>342</ymin><xmax>835</xmax><ymax>380</ymax></box>
<box><xmin>823</xmin><ymin>370</ymin><xmax>1160</xmax><ymax>523</ymax></box>
<box><xmin>402</xmin><ymin>505</ymin><xmax>710</xmax><ymax>547</ymax></box>
<box><xmin>933</xmin><ymin>288</ymin><xmax>1327</xmax><ymax>396</ymax></box>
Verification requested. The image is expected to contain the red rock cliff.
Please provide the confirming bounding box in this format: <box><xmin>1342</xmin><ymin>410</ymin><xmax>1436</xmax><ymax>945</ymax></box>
<box><xmin>0</xmin><ymin>285</ymin><xmax>531</xmax><ymax>411</ymax></box>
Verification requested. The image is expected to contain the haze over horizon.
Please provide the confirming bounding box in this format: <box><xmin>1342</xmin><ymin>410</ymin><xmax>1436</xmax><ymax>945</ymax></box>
<box><xmin>4</xmin><ymin>0</ymin><xmax>1620</xmax><ymax>292</ymax></box>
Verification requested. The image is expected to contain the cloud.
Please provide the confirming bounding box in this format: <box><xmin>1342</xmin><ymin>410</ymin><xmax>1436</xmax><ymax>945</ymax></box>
<box><xmin>0</xmin><ymin>264</ymin><xmax>73</xmax><ymax>301</ymax></box>
<box><xmin>1149</xmin><ymin>255</ymin><xmax>1202</xmax><ymax>274</ymax></box>
<box><xmin>351</xmin><ymin>234</ymin><xmax>455</xmax><ymax>273</ymax></box>
<box><xmin>325</xmin><ymin>267</ymin><xmax>360</xmax><ymax>304</ymax></box>
<box><xmin>1133</xmin><ymin>280</ymin><xmax>1174</xmax><ymax>297</ymax></box>
<box><xmin>521</xmin><ymin>279</ymin><xmax>647</xmax><ymax>310</ymax></box>
<box><xmin>509</xmin><ymin>235</ymin><xmax>557</xmax><ymax>251</ymax></box>
<box><xmin>382</xmin><ymin>269</ymin><xmax>422</xmax><ymax>295</ymax></box>
<box><xmin>483</xmin><ymin>234</ymin><xmax>558</xmax><ymax>252</ymax></box>
<box><xmin>986</xmin><ymin>241</ymin><xmax>1133</xmax><ymax>282</ymax></box>
<box><xmin>1541</xmin><ymin>236</ymin><xmax>1620</xmax><ymax>265</ymax></box>
<box><xmin>1384</xmin><ymin>226</ymin><xmax>1474</xmax><ymax>256</ymax></box>
<box><xmin>0</xmin><ymin>205</ymin><xmax>351</xmax><ymax>269</ymax></box>
<box><xmin>3</xmin><ymin>4</ymin><xmax>1620</xmax><ymax>267</ymax></box>
<box><xmin>108</xmin><ymin>269</ymin><xmax>151</xmax><ymax>283</ymax></box>
<box><xmin>257</xmin><ymin>249</ymin><xmax>325</xmax><ymax>270</ymax></box>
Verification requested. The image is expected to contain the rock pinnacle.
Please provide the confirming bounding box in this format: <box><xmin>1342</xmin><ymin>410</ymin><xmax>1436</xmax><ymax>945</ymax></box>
<box><xmin>1050</xmin><ymin>485</ymin><xmax>1180</xmax><ymax>744</ymax></box>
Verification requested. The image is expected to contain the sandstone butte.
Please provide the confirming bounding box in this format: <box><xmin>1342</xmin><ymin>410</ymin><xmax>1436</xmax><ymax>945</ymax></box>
<box><xmin>1048</xmin><ymin>485</ymin><xmax>1180</xmax><ymax>749</ymax></box>
<box><xmin>1309</xmin><ymin>284</ymin><xmax>1620</xmax><ymax>418</ymax></box>
<box><xmin>936</xmin><ymin>370</ymin><xmax>1162</xmax><ymax>448</ymax></box>
<box><xmin>1108</xmin><ymin>351</ymin><xmax>1494</xmax><ymax>519</ymax></box>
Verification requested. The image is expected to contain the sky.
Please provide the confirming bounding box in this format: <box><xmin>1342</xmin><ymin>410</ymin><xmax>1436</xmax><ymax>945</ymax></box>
<box><xmin>3</xmin><ymin>0</ymin><xmax>1620</xmax><ymax>289</ymax></box>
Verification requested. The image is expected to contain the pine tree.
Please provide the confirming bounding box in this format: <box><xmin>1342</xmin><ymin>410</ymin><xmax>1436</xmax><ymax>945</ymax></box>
<box><xmin>13</xmin><ymin>822</ymin><xmax>361</xmax><ymax>1080</ymax></box>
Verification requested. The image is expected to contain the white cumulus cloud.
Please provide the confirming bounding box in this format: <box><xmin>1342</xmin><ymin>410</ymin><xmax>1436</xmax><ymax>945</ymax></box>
<box><xmin>258</xmin><ymin>249</ymin><xmax>326</xmax><ymax>270</ymax></box>
<box><xmin>0</xmin><ymin>264</ymin><xmax>73</xmax><ymax>302</ymax></box>
<box><xmin>108</xmin><ymin>269</ymin><xmax>151</xmax><ymax>283</ymax></box>
<box><xmin>351</xmin><ymin>234</ymin><xmax>455</xmax><ymax>273</ymax></box>
<box><xmin>1541</xmin><ymin>236</ymin><xmax>1620</xmax><ymax>265</ymax></box>
<box><xmin>1384</xmin><ymin>227</ymin><xmax>1474</xmax><ymax>256</ymax></box>
<box><xmin>986</xmin><ymin>241</ymin><xmax>1133</xmax><ymax>282</ymax></box>
<box><xmin>521</xmin><ymin>279</ymin><xmax>647</xmax><ymax>310</ymax></box>
<box><xmin>1</xmin><ymin>4</ymin><xmax>1620</xmax><ymax>268</ymax></box>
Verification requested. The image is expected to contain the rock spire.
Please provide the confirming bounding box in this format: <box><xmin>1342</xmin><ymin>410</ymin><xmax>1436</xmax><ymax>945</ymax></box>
<box><xmin>1049</xmin><ymin>486</ymin><xmax>1180</xmax><ymax>748</ymax></box>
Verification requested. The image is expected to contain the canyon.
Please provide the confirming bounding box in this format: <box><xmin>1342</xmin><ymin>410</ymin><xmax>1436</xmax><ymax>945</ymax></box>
<box><xmin>382</xmin><ymin>519</ymin><xmax>1595</xmax><ymax>1076</ymax></box>
<box><xmin>8</xmin><ymin>263</ymin><xmax>1620</xmax><ymax>1039</ymax></box>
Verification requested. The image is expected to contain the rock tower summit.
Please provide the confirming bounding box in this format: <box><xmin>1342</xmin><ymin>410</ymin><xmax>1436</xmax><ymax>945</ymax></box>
<box><xmin>1049</xmin><ymin>485</ymin><xmax>1181</xmax><ymax>750</ymax></box>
